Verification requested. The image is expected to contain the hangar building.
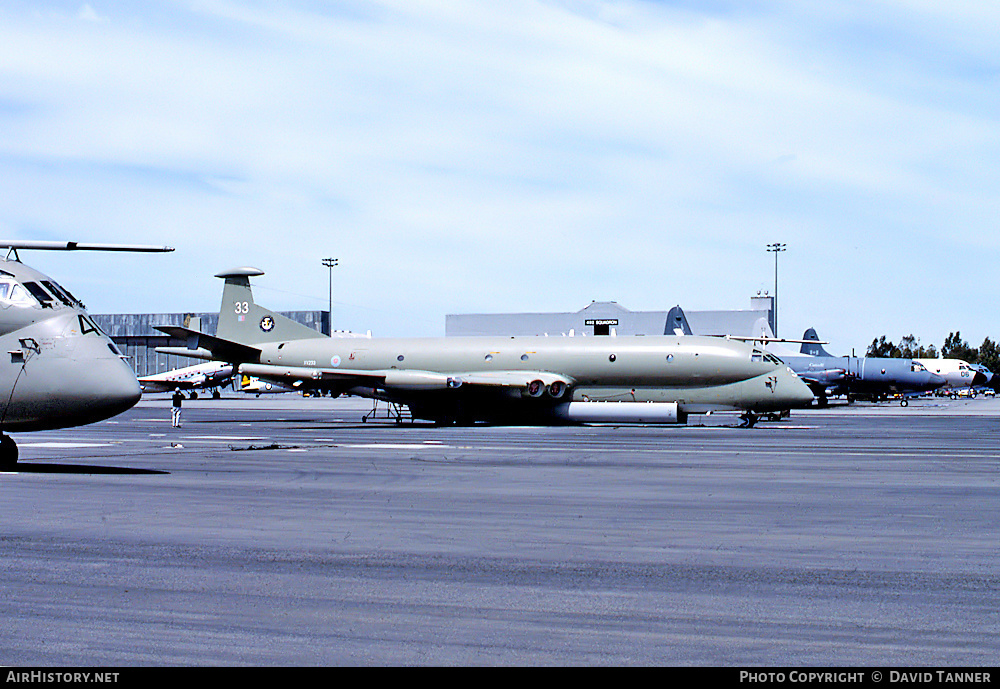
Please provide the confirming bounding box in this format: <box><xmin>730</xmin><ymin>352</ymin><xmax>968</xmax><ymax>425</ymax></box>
<box><xmin>446</xmin><ymin>294</ymin><xmax>775</xmax><ymax>339</ymax></box>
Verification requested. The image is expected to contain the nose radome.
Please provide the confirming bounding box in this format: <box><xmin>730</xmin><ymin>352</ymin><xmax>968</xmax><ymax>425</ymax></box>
<box><xmin>76</xmin><ymin>356</ymin><xmax>142</xmax><ymax>424</ymax></box>
<box><xmin>784</xmin><ymin>368</ymin><xmax>816</xmax><ymax>407</ymax></box>
<box><xmin>99</xmin><ymin>358</ymin><xmax>142</xmax><ymax>416</ymax></box>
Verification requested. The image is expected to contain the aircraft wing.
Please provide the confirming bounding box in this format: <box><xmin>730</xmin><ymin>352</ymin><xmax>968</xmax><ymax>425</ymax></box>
<box><xmin>795</xmin><ymin>368</ymin><xmax>846</xmax><ymax>385</ymax></box>
<box><xmin>793</xmin><ymin>368</ymin><xmax>847</xmax><ymax>396</ymax></box>
<box><xmin>139</xmin><ymin>377</ymin><xmax>206</xmax><ymax>393</ymax></box>
<box><xmin>155</xmin><ymin>326</ymin><xmax>261</xmax><ymax>364</ymax></box>
<box><xmin>239</xmin><ymin>363</ymin><xmax>573</xmax><ymax>393</ymax></box>
<box><xmin>139</xmin><ymin>380</ymin><xmax>176</xmax><ymax>393</ymax></box>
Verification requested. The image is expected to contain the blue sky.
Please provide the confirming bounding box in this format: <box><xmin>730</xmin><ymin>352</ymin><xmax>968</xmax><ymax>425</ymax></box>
<box><xmin>1</xmin><ymin>1</ymin><xmax>997</xmax><ymax>354</ymax></box>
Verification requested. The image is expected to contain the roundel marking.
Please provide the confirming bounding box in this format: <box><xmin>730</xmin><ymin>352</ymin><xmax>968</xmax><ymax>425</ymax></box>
<box><xmin>331</xmin><ymin>355</ymin><xmax>341</xmax><ymax>367</ymax></box>
<box><xmin>260</xmin><ymin>315</ymin><xmax>275</xmax><ymax>332</ymax></box>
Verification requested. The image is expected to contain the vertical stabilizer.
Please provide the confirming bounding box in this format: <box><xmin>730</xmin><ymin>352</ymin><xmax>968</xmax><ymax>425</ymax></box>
<box><xmin>665</xmin><ymin>306</ymin><xmax>693</xmax><ymax>336</ymax></box>
<box><xmin>215</xmin><ymin>267</ymin><xmax>326</xmax><ymax>345</ymax></box>
<box><xmin>800</xmin><ymin>328</ymin><xmax>833</xmax><ymax>357</ymax></box>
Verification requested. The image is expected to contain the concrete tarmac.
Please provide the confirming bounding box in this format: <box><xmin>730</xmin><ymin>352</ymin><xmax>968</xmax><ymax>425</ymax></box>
<box><xmin>2</xmin><ymin>395</ymin><xmax>999</xmax><ymax>666</ymax></box>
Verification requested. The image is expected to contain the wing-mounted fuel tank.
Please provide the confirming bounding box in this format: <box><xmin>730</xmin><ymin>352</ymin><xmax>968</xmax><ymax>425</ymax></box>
<box><xmin>383</xmin><ymin>370</ymin><xmax>464</xmax><ymax>390</ymax></box>
<box><xmin>554</xmin><ymin>401</ymin><xmax>683</xmax><ymax>424</ymax></box>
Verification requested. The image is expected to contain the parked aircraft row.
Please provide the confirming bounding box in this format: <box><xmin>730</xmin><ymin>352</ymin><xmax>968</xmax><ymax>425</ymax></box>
<box><xmin>663</xmin><ymin>307</ymin><xmax>992</xmax><ymax>405</ymax></box>
<box><xmin>774</xmin><ymin>329</ymin><xmax>950</xmax><ymax>406</ymax></box>
<box><xmin>0</xmin><ymin>245</ymin><xmax>991</xmax><ymax>470</ymax></box>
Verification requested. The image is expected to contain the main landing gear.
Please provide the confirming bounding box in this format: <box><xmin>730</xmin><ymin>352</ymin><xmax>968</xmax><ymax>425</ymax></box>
<box><xmin>739</xmin><ymin>412</ymin><xmax>758</xmax><ymax>428</ymax></box>
<box><xmin>0</xmin><ymin>433</ymin><xmax>18</xmax><ymax>470</ymax></box>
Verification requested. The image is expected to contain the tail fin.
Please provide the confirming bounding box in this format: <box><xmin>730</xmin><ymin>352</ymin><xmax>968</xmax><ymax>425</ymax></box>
<box><xmin>800</xmin><ymin>328</ymin><xmax>833</xmax><ymax>357</ymax></box>
<box><xmin>665</xmin><ymin>306</ymin><xmax>693</xmax><ymax>336</ymax></box>
<box><xmin>215</xmin><ymin>267</ymin><xmax>326</xmax><ymax>345</ymax></box>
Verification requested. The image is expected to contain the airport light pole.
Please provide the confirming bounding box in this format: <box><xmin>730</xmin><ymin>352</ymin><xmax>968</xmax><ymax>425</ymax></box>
<box><xmin>766</xmin><ymin>243</ymin><xmax>786</xmax><ymax>337</ymax></box>
<box><xmin>322</xmin><ymin>257</ymin><xmax>338</xmax><ymax>335</ymax></box>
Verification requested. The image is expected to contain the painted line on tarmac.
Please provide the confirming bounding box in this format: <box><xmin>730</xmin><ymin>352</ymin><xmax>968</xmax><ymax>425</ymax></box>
<box><xmin>19</xmin><ymin>442</ymin><xmax>113</xmax><ymax>448</ymax></box>
<box><xmin>338</xmin><ymin>443</ymin><xmax>456</xmax><ymax>450</ymax></box>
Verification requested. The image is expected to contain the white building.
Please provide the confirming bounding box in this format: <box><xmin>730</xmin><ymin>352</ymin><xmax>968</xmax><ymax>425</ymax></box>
<box><xmin>446</xmin><ymin>294</ymin><xmax>775</xmax><ymax>338</ymax></box>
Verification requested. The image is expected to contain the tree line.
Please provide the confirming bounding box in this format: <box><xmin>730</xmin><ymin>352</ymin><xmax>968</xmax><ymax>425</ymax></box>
<box><xmin>867</xmin><ymin>332</ymin><xmax>1000</xmax><ymax>372</ymax></box>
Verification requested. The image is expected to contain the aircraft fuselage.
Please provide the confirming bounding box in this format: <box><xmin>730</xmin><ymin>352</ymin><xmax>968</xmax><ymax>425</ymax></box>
<box><xmin>783</xmin><ymin>354</ymin><xmax>946</xmax><ymax>398</ymax></box>
<box><xmin>252</xmin><ymin>335</ymin><xmax>814</xmax><ymax>421</ymax></box>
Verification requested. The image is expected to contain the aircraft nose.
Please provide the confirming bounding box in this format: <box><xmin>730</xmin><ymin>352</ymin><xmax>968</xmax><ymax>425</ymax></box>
<box><xmin>782</xmin><ymin>368</ymin><xmax>816</xmax><ymax>408</ymax></box>
<box><xmin>108</xmin><ymin>361</ymin><xmax>142</xmax><ymax>409</ymax></box>
<box><xmin>972</xmin><ymin>371</ymin><xmax>988</xmax><ymax>388</ymax></box>
<box><xmin>78</xmin><ymin>356</ymin><xmax>142</xmax><ymax>422</ymax></box>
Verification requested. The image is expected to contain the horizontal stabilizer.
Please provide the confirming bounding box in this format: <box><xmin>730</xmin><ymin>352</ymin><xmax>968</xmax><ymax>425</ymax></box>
<box><xmin>155</xmin><ymin>346</ymin><xmax>216</xmax><ymax>361</ymax></box>
<box><xmin>155</xmin><ymin>325</ymin><xmax>261</xmax><ymax>364</ymax></box>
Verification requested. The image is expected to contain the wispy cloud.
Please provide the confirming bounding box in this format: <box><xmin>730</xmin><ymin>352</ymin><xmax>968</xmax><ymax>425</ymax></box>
<box><xmin>0</xmin><ymin>1</ymin><xmax>997</xmax><ymax>349</ymax></box>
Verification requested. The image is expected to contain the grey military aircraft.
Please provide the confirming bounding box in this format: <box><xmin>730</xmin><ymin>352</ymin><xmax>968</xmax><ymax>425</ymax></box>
<box><xmin>0</xmin><ymin>241</ymin><xmax>173</xmax><ymax>468</ymax></box>
<box><xmin>789</xmin><ymin>328</ymin><xmax>947</xmax><ymax>405</ymax></box>
<box><xmin>155</xmin><ymin>268</ymin><xmax>815</xmax><ymax>427</ymax></box>
<box><xmin>666</xmin><ymin>309</ymin><xmax>947</xmax><ymax>406</ymax></box>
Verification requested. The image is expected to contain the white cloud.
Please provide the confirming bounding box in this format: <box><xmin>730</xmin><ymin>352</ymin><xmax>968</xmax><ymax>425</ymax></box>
<box><xmin>0</xmin><ymin>1</ymin><xmax>997</xmax><ymax>350</ymax></box>
<box><xmin>76</xmin><ymin>4</ymin><xmax>106</xmax><ymax>23</ymax></box>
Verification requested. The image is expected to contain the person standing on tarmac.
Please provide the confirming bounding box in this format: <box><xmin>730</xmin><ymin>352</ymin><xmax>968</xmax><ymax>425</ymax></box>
<box><xmin>171</xmin><ymin>388</ymin><xmax>183</xmax><ymax>428</ymax></box>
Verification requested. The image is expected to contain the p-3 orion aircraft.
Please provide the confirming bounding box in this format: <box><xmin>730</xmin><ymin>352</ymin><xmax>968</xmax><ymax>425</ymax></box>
<box><xmin>156</xmin><ymin>267</ymin><xmax>814</xmax><ymax>427</ymax></box>
<box><xmin>0</xmin><ymin>241</ymin><xmax>173</xmax><ymax>468</ymax></box>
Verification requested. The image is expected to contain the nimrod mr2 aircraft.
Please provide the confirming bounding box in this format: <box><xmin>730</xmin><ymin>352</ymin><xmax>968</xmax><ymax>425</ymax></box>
<box><xmin>156</xmin><ymin>268</ymin><xmax>814</xmax><ymax>427</ymax></box>
<box><xmin>0</xmin><ymin>241</ymin><xmax>173</xmax><ymax>468</ymax></box>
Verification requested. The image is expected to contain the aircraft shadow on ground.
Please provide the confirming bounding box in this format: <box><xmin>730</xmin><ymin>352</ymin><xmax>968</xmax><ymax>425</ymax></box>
<box><xmin>10</xmin><ymin>463</ymin><xmax>169</xmax><ymax>475</ymax></box>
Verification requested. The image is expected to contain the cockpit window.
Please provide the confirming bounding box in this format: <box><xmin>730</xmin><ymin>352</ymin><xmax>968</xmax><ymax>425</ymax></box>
<box><xmin>911</xmin><ymin>362</ymin><xmax>927</xmax><ymax>373</ymax></box>
<box><xmin>0</xmin><ymin>279</ymin><xmax>39</xmax><ymax>307</ymax></box>
<box><xmin>751</xmin><ymin>348</ymin><xmax>784</xmax><ymax>365</ymax></box>
<box><xmin>41</xmin><ymin>280</ymin><xmax>79</xmax><ymax>308</ymax></box>
<box><xmin>22</xmin><ymin>281</ymin><xmax>55</xmax><ymax>308</ymax></box>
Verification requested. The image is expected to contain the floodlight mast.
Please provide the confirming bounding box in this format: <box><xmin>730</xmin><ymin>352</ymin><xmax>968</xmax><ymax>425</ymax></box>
<box><xmin>766</xmin><ymin>242</ymin><xmax>786</xmax><ymax>337</ymax></box>
<box><xmin>322</xmin><ymin>257</ymin><xmax>338</xmax><ymax>335</ymax></box>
